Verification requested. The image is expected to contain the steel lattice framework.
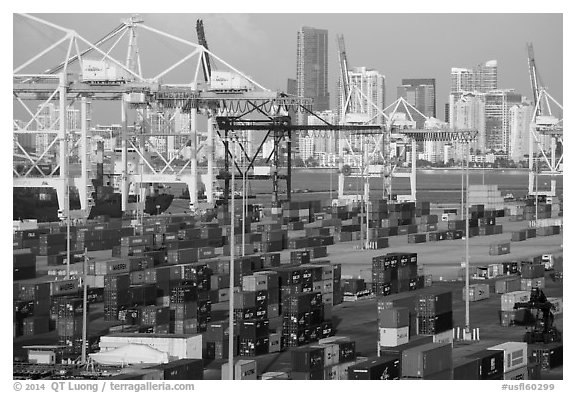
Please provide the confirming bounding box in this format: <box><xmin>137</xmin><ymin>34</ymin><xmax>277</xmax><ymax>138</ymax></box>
<box><xmin>528</xmin><ymin>89</ymin><xmax>563</xmax><ymax>197</ymax></box>
<box><xmin>13</xmin><ymin>14</ymin><xmax>312</xmax><ymax>219</ymax></box>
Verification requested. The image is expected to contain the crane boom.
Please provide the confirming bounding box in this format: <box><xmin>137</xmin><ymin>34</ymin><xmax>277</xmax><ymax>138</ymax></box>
<box><xmin>527</xmin><ymin>42</ymin><xmax>542</xmax><ymax>116</ymax></box>
<box><xmin>196</xmin><ymin>19</ymin><xmax>212</xmax><ymax>83</ymax></box>
<box><xmin>337</xmin><ymin>34</ymin><xmax>350</xmax><ymax>105</ymax></box>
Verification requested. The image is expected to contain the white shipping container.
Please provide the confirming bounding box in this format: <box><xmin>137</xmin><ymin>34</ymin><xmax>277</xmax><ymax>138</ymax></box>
<box><xmin>242</xmin><ymin>275</ymin><xmax>268</xmax><ymax>292</ymax></box>
<box><xmin>99</xmin><ymin>333</ymin><xmax>202</xmax><ymax>360</ymax></box>
<box><xmin>85</xmin><ymin>274</ymin><xmax>105</xmax><ymax>288</ymax></box>
<box><xmin>432</xmin><ymin>329</ymin><xmax>454</xmax><ymax>345</ymax></box>
<box><xmin>221</xmin><ymin>359</ymin><xmax>257</xmax><ymax>380</ymax></box>
<box><xmin>488</xmin><ymin>342</ymin><xmax>528</xmax><ymax>373</ymax></box>
<box><xmin>81</xmin><ymin>59</ymin><xmax>130</xmax><ymax>83</ymax></box>
<box><xmin>209</xmin><ymin>71</ymin><xmax>252</xmax><ymax>91</ymax></box>
<box><xmin>501</xmin><ymin>291</ymin><xmax>531</xmax><ymax>312</ymax></box>
<box><xmin>504</xmin><ymin>365</ymin><xmax>528</xmax><ymax>380</ymax></box>
<box><xmin>378</xmin><ymin>326</ymin><xmax>409</xmax><ymax>347</ymax></box>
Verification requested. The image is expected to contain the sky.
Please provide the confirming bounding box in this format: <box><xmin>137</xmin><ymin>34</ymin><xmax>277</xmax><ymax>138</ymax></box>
<box><xmin>13</xmin><ymin>12</ymin><xmax>563</xmax><ymax>123</ymax></box>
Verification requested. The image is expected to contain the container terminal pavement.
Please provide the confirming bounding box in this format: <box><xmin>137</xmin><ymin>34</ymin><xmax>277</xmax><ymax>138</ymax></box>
<box><xmin>13</xmin><ymin>195</ymin><xmax>563</xmax><ymax>380</ymax></box>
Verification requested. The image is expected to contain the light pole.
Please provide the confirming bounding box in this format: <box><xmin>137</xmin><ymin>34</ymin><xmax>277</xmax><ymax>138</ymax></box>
<box><xmin>329</xmin><ymin>157</ymin><xmax>333</xmax><ymax>201</ymax></box>
<box><xmin>81</xmin><ymin>247</ymin><xmax>88</xmax><ymax>364</ymax></box>
<box><xmin>535</xmin><ymin>155</ymin><xmax>539</xmax><ymax>222</ymax></box>
<box><xmin>228</xmin><ymin>135</ymin><xmax>236</xmax><ymax>380</ymax></box>
<box><xmin>460</xmin><ymin>144</ymin><xmax>465</xmax><ymax>220</ymax></box>
<box><xmin>464</xmin><ymin>142</ymin><xmax>471</xmax><ymax>338</ymax></box>
<box><xmin>241</xmin><ymin>134</ymin><xmax>246</xmax><ymax>257</ymax></box>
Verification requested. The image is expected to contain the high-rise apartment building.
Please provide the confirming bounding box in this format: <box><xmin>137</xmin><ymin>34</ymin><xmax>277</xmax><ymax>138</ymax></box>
<box><xmin>287</xmin><ymin>78</ymin><xmax>297</xmax><ymax>96</ymax></box>
<box><xmin>35</xmin><ymin>103</ymin><xmax>82</xmax><ymax>157</ymax></box>
<box><xmin>296</xmin><ymin>27</ymin><xmax>329</xmax><ymax>125</ymax></box>
<box><xmin>422</xmin><ymin>117</ymin><xmax>449</xmax><ymax>163</ymax></box>
<box><xmin>484</xmin><ymin>89</ymin><xmax>522</xmax><ymax>154</ymax></box>
<box><xmin>337</xmin><ymin>66</ymin><xmax>386</xmax><ymax>125</ymax></box>
<box><xmin>450</xmin><ymin>60</ymin><xmax>498</xmax><ymax>93</ymax></box>
<box><xmin>453</xmin><ymin>92</ymin><xmax>486</xmax><ymax>154</ymax></box>
<box><xmin>300</xmin><ymin>111</ymin><xmax>339</xmax><ymax>165</ymax></box>
<box><xmin>397</xmin><ymin>78</ymin><xmax>436</xmax><ymax>128</ymax></box>
<box><xmin>508</xmin><ymin>103</ymin><xmax>534</xmax><ymax>162</ymax></box>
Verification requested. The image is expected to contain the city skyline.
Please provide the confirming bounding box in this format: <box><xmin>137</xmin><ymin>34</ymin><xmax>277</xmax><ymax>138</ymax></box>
<box><xmin>13</xmin><ymin>13</ymin><xmax>563</xmax><ymax>124</ymax></box>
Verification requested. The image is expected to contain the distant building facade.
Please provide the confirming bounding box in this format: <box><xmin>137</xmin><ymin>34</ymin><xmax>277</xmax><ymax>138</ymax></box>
<box><xmin>508</xmin><ymin>103</ymin><xmax>534</xmax><ymax>162</ymax></box>
<box><xmin>450</xmin><ymin>60</ymin><xmax>498</xmax><ymax>94</ymax></box>
<box><xmin>296</xmin><ymin>27</ymin><xmax>330</xmax><ymax>125</ymax></box>
<box><xmin>484</xmin><ymin>89</ymin><xmax>522</xmax><ymax>154</ymax></box>
<box><xmin>452</xmin><ymin>92</ymin><xmax>486</xmax><ymax>154</ymax></box>
<box><xmin>397</xmin><ymin>78</ymin><xmax>436</xmax><ymax>128</ymax></box>
<box><xmin>337</xmin><ymin>66</ymin><xmax>386</xmax><ymax>125</ymax></box>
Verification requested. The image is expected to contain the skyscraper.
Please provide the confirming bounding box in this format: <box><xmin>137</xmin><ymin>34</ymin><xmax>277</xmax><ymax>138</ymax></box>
<box><xmin>508</xmin><ymin>103</ymin><xmax>534</xmax><ymax>162</ymax></box>
<box><xmin>484</xmin><ymin>89</ymin><xmax>522</xmax><ymax>154</ymax></box>
<box><xmin>287</xmin><ymin>78</ymin><xmax>297</xmax><ymax>96</ymax></box>
<box><xmin>453</xmin><ymin>92</ymin><xmax>486</xmax><ymax>154</ymax></box>
<box><xmin>296</xmin><ymin>27</ymin><xmax>329</xmax><ymax>124</ymax></box>
<box><xmin>397</xmin><ymin>78</ymin><xmax>436</xmax><ymax>128</ymax></box>
<box><xmin>338</xmin><ymin>66</ymin><xmax>386</xmax><ymax>125</ymax></box>
<box><xmin>450</xmin><ymin>60</ymin><xmax>498</xmax><ymax>93</ymax></box>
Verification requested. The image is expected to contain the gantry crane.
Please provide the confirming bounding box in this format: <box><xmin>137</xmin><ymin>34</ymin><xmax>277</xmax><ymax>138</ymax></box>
<box><xmin>526</xmin><ymin>43</ymin><xmax>563</xmax><ymax>197</ymax></box>
<box><xmin>14</xmin><ymin>14</ymin><xmax>312</xmax><ymax>222</ymax></box>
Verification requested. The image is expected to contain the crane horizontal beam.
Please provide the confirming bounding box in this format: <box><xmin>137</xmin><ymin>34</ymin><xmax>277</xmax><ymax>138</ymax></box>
<box><xmin>215</xmin><ymin>117</ymin><xmax>382</xmax><ymax>132</ymax></box>
<box><xmin>398</xmin><ymin>129</ymin><xmax>478</xmax><ymax>142</ymax></box>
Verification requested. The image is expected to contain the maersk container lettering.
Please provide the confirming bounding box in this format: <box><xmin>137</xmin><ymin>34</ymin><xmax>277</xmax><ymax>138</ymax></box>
<box><xmin>50</xmin><ymin>279</ymin><xmax>79</xmax><ymax>296</ymax></box>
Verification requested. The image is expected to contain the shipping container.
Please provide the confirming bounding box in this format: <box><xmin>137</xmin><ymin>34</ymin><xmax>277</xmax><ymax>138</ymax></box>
<box><xmin>520</xmin><ymin>278</ymin><xmax>546</xmax><ymax>291</ymax></box>
<box><xmin>378</xmin><ymin>335</ymin><xmax>434</xmax><ymax>358</ymax></box>
<box><xmin>348</xmin><ymin>356</ymin><xmax>400</xmax><ymax>380</ymax></box>
<box><xmin>401</xmin><ymin>342</ymin><xmax>453</xmax><ymax>378</ymax></box>
<box><xmin>495</xmin><ymin>277</ymin><xmax>522</xmax><ymax>294</ymax></box>
<box><xmin>487</xmin><ymin>342</ymin><xmax>528</xmax><ymax>373</ymax></box>
<box><xmin>500</xmin><ymin>291</ymin><xmax>531</xmax><ymax>312</ymax></box>
<box><xmin>462</xmin><ymin>283</ymin><xmax>490</xmax><ymax>302</ymax></box>
<box><xmin>221</xmin><ymin>359</ymin><xmax>257</xmax><ymax>380</ymax></box>
<box><xmin>99</xmin><ymin>333</ymin><xmax>202</xmax><ymax>359</ymax></box>
<box><xmin>378</xmin><ymin>327</ymin><xmax>409</xmax><ymax>347</ymax></box>
<box><xmin>503</xmin><ymin>365</ymin><xmax>528</xmax><ymax>380</ymax></box>
<box><xmin>291</xmin><ymin>346</ymin><xmax>324</xmax><ymax>371</ymax></box>
<box><xmin>378</xmin><ymin>307</ymin><xmax>410</xmax><ymax>328</ymax></box>
<box><xmin>452</xmin><ymin>357</ymin><xmax>480</xmax><ymax>380</ymax></box>
<box><xmin>145</xmin><ymin>359</ymin><xmax>203</xmax><ymax>380</ymax></box>
<box><xmin>529</xmin><ymin>343</ymin><xmax>562</xmax><ymax>370</ymax></box>
<box><xmin>465</xmin><ymin>349</ymin><xmax>504</xmax><ymax>379</ymax></box>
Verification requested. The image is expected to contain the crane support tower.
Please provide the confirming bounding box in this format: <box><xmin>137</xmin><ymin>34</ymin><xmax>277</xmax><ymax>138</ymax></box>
<box><xmin>526</xmin><ymin>43</ymin><xmax>563</xmax><ymax>197</ymax></box>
